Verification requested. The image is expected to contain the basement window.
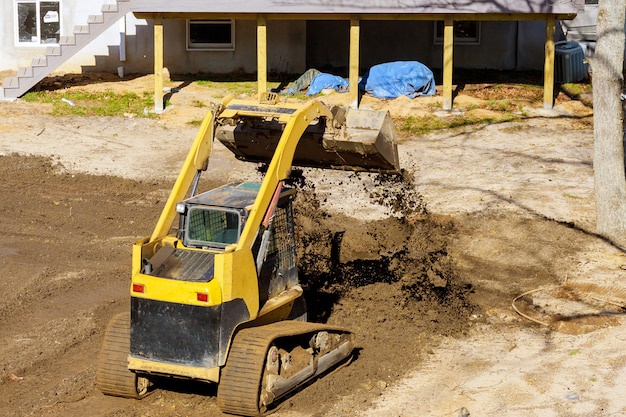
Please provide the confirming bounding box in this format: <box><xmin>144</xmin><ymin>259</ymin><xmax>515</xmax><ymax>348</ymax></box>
<box><xmin>434</xmin><ymin>21</ymin><xmax>480</xmax><ymax>45</ymax></box>
<box><xmin>187</xmin><ymin>19</ymin><xmax>235</xmax><ymax>51</ymax></box>
<box><xmin>15</xmin><ymin>0</ymin><xmax>60</xmax><ymax>45</ymax></box>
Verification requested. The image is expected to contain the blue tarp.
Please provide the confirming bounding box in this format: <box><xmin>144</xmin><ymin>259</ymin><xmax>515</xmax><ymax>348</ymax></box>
<box><xmin>283</xmin><ymin>69</ymin><xmax>349</xmax><ymax>95</ymax></box>
<box><xmin>306</xmin><ymin>73</ymin><xmax>349</xmax><ymax>96</ymax></box>
<box><xmin>358</xmin><ymin>61</ymin><xmax>436</xmax><ymax>99</ymax></box>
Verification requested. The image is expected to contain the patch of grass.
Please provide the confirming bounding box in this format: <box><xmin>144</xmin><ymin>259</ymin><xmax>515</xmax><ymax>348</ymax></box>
<box><xmin>502</xmin><ymin>124</ymin><xmax>525</xmax><ymax>133</ymax></box>
<box><xmin>399</xmin><ymin>112</ymin><xmax>521</xmax><ymax>135</ymax></box>
<box><xmin>22</xmin><ymin>89</ymin><xmax>156</xmax><ymax>118</ymax></box>
<box><xmin>283</xmin><ymin>90</ymin><xmax>310</xmax><ymax>101</ymax></box>
<box><xmin>486</xmin><ymin>99</ymin><xmax>515</xmax><ymax>112</ymax></box>
<box><xmin>462</xmin><ymin>83</ymin><xmax>544</xmax><ymax>102</ymax></box>
<box><xmin>561</xmin><ymin>82</ymin><xmax>593</xmax><ymax>107</ymax></box>
<box><xmin>562</xmin><ymin>82</ymin><xmax>592</xmax><ymax>97</ymax></box>
<box><xmin>563</xmin><ymin>83</ymin><xmax>583</xmax><ymax>96</ymax></box>
<box><xmin>187</xmin><ymin>119</ymin><xmax>203</xmax><ymax>126</ymax></box>
<box><xmin>195</xmin><ymin>80</ymin><xmax>281</xmax><ymax>96</ymax></box>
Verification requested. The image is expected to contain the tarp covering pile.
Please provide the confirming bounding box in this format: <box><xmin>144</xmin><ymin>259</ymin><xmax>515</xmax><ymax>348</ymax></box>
<box><xmin>307</xmin><ymin>73</ymin><xmax>348</xmax><ymax>95</ymax></box>
<box><xmin>358</xmin><ymin>61</ymin><xmax>436</xmax><ymax>99</ymax></box>
<box><xmin>284</xmin><ymin>60</ymin><xmax>435</xmax><ymax>99</ymax></box>
<box><xmin>284</xmin><ymin>68</ymin><xmax>348</xmax><ymax>95</ymax></box>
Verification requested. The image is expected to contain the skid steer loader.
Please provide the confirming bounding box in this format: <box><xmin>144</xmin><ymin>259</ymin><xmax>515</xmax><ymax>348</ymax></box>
<box><xmin>95</xmin><ymin>95</ymin><xmax>400</xmax><ymax>416</ymax></box>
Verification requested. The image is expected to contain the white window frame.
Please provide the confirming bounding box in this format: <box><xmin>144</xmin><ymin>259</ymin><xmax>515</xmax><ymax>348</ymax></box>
<box><xmin>15</xmin><ymin>0</ymin><xmax>61</xmax><ymax>47</ymax></box>
<box><xmin>433</xmin><ymin>21</ymin><xmax>481</xmax><ymax>45</ymax></box>
<box><xmin>186</xmin><ymin>19</ymin><xmax>235</xmax><ymax>51</ymax></box>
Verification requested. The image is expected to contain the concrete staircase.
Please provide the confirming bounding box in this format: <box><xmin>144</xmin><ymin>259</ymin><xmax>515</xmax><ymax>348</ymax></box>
<box><xmin>1</xmin><ymin>0</ymin><xmax>130</xmax><ymax>100</ymax></box>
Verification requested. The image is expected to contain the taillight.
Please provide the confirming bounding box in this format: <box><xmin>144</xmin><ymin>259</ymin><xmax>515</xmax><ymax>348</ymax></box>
<box><xmin>196</xmin><ymin>292</ymin><xmax>209</xmax><ymax>302</ymax></box>
<box><xmin>132</xmin><ymin>283</ymin><xmax>145</xmax><ymax>293</ymax></box>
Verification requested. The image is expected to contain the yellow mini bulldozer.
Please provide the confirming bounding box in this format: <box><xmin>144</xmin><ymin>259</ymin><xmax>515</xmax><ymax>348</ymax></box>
<box><xmin>95</xmin><ymin>95</ymin><xmax>400</xmax><ymax>416</ymax></box>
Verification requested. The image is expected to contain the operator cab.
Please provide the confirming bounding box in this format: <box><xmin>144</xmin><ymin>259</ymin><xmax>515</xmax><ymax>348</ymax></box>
<box><xmin>142</xmin><ymin>181</ymin><xmax>296</xmax><ymax>288</ymax></box>
<box><xmin>176</xmin><ymin>182</ymin><xmax>261</xmax><ymax>250</ymax></box>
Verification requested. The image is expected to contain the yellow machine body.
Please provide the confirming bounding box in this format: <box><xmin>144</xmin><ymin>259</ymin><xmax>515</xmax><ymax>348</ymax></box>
<box><xmin>96</xmin><ymin>96</ymin><xmax>400</xmax><ymax>415</ymax></box>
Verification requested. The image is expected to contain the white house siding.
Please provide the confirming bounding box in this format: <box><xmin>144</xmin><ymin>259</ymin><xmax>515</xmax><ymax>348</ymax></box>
<box><xmin>0</xmin><ymin>3</ymin><xmax>307</xmax><ymax>78</ymax></box>
<box><xmin>0</xmin><ymin>0</ymin><xmax>135</xmax><ymax>73</ymax></box>
<box><xmin>158</xmin><ymin>20</ymin><xmax>307</xmax><ymax>76</ymax></box>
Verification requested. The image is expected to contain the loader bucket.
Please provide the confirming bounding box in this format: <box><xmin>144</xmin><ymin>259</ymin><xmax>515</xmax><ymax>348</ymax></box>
<box><xmin>215</xmin><ymin>101</ymin><xmax>400</xmax><ymax>173</ymax></box>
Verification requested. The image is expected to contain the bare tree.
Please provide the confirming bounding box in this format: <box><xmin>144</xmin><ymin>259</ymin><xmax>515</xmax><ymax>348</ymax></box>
<box><xmin>592</xmin><ymin>0</ymin><xmax>626</xmax><ymax>247</ymax></box>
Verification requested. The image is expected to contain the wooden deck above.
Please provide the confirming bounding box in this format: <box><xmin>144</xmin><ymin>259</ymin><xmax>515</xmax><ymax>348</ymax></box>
<box><xmin>130</xmin><ymin>0</ymin><xmax>583</xmax><ymax>16</ymax></box>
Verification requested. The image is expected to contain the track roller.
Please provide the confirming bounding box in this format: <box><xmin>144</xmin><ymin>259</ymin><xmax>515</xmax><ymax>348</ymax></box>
<box><xmin>217</xmin><ymin>321</ymin><xmax>353</xmax><ymax>416</ymax></box>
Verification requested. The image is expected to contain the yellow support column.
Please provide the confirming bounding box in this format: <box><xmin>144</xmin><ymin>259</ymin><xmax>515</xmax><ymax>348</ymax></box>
<box><xmin>349</xmin><ymin>16</ymin><xmax>360</xmax><ymax>109</ymax></box>
<box><xmin>442</xmin><ymin>17</ymin><xmax>454</xmax><ymax>111</ymax></box>
<box><xmin>257</xmin><ymin>15</ymin><xmax>268</xmax><ymax>100</ymax></box>
<box><xmin>543</xmin><ymin>15</ymin><xmax>556</xmax><ymax>109</ymax></box>
<box><xmin>153</xmin><ymin>15</ymin><xmax>164</xmax><ymax>113</ymax></box>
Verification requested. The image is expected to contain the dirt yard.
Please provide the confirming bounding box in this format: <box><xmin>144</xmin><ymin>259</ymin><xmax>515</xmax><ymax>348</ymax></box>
<box><xmin>1</xmin><ymin>73</ymin><xmax>626</xmax><ymax>417</ymax></box>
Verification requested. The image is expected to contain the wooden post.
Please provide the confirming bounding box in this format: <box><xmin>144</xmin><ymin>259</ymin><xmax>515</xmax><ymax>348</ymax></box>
<box><xmin>442</xmin><ymin>17</ymin><xmax>454</xmax><ymax>111</ymax></box>
<box><xmin>257</xmin><ymin>15</ymin><xmax>268</xmax><ymax>101</ymax></box>
<box><xmin>154</xmin><ymin>15</ymin><xmax>164</xmax><ymax>113</ymax></box>
<box><xmin>349</xmin><ymin>16</ymin><xmax>360</xmax><ymax>108</ymax></box>
<box><xmin>543</xmin><ymin>15</ymin><xmax>556</xmax><ymax>109</ymax></box>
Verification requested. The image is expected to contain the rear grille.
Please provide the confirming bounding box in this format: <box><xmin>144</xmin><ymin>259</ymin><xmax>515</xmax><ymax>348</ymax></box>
<box><xmin>151</xmin><ymin>248</ymin><xmax>215</xmax><ymax>282</ymax></box>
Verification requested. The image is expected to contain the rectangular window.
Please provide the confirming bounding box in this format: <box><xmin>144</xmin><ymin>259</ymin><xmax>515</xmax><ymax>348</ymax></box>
<box><xmin>187</xmin><ymin>19</ymin><xmax>235</xmax><ymax>51</ymax></box>
<box><xmin>434</xmin><ymin>21</ymin><xmax>480</xmax><ymax>45</ymax></box>
<box><xmin>16</xmin><ymin>0</ymin><xmax>60</xmax><ymax>45</ymax></box>
<box><xmin>186</xmin><ymin>207</ymin><xmax>241</xmax><ymax>249</ymax></box>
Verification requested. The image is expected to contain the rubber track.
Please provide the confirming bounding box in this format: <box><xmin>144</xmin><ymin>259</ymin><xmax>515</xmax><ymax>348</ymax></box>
<box><xmin>217</xmin><ymin>321</ymin><xmax>351</xmax><ymax>416</ymax></box>
<box><xmin>95</xmin><ymin>312</ymin><xmax>143</xmax><ymax>399</ymax></box>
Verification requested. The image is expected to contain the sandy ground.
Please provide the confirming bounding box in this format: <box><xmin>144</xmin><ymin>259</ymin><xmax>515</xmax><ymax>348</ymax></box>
<box><xmin>2</xmin><ymin>73</ymin><xmax>626</xmax><ymax>417</ymax></box>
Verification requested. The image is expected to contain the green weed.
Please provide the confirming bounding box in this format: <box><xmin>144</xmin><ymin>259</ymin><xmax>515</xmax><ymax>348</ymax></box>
<box><xmin>400</xmin><ymin>112</ymin><xmax>521</xmax><ymax>135</ymax></box>
<box><xmin>23</xmin><ymin>90</ymin><xmax>156</xmax><ymax>118</ymax></box>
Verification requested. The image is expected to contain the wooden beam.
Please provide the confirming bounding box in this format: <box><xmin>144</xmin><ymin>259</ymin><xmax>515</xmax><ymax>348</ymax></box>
<box><xmin>349</xmin><ymin>16</ymin><xmax>360</xmax><ymax>108</ymax></box>
<box><xmin>257</xmin><ymin>15</ymin><xmax>267</xmax><ymax>100</ymax></box>
<box><xmin>442</xmin><ymin>17</ymin><xmax>454</xmax><ymax>111</ymax></box>
<box><xmin>154</xmin><ymin>15</ymin><xmax>164</xmax><ymax>113</ymax></box>
<box><xmin>543</xmin><ymin>15</ymin><xmax>556</xmax><ymax>109</ymax></box>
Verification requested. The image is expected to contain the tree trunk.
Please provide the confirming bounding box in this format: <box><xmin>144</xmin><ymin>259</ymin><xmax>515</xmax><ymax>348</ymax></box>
<box><xmin>593</xmin><ymin>0</ymin><xmax>626</xmax><ymax>247</ymax></box>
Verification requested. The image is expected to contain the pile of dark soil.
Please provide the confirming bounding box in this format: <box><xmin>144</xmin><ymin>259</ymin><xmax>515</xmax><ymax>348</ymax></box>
<box><xmin>283</xmin><ymin>170</ymin><xmax>477</xmax><ymax>413</ymax></box>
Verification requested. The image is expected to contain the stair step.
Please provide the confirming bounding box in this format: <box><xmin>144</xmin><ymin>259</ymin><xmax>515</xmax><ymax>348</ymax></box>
<box><xmin>59</xmin><ymin>35</ymin><xmax>76</xmax><ymax>46</ymax></box>
<box><xmin>73</xmin><ymin>25</ymin><xmax>90</xmax><ymax>35</ymax></box>
<box><xmin>31</xmin><ymin>56</ymin><xmax>47</xmax><ymax>67</ymax></box>
<box><xmin>1</xmin><ymin>86</ymin><xmax>20</xmax><ymax>99</ymax></box>
<box><xmin>17</xmin><ymin>67</ymin><xmax>33</xmax><ymax>77</ymax></box>
<box><xmin>87</xmin><ymin>14</ymin><xmax>104</xmax><ymax>24</ymax></box>
<box><xmin>102</xmin><ymin>4</ymin><xmax>119</xmax><ymax>13</ymax></box>
<box><xmin>3</xmin><ymin>77</ymin><xmax>19</xmax><ymax>88</ymax></box>
<box><xmin>45</xmin><ymin>45</ymin><xmax>62</xmax><ymax>56</ymax></box>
